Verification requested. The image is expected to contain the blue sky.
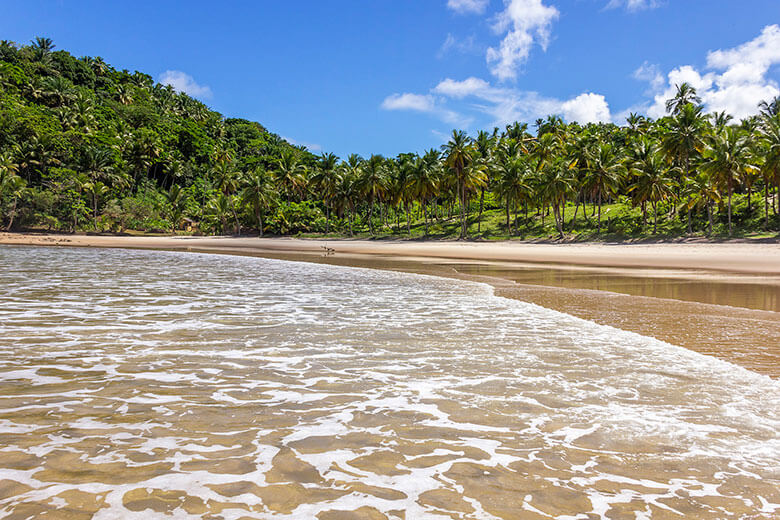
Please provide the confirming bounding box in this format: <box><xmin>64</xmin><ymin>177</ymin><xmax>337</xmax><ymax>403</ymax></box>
<box><xmin>3</xmin><ymin>1</ymin><xmax>780</xmax><ymax>158</ymax></box>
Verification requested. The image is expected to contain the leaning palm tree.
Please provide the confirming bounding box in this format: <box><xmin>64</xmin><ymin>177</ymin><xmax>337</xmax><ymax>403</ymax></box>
<box><xmin>240</xmin><ymin>167</ymin><xmax>276</xmax><ymax>236</ymax></box>
<box><xmin>702</xmin><ymin>127</ymin><xmax>756</xmax><ymax>235</ymax></box>
<box><xmin>442</xmin><ymin>130</ymin><xmax>475</xmax><ymax>238</ymax></box>
<box><xmin>0</xmin><ymin>170</ymin><xmax>27</xmax><ymax>231</ymax></box>
<box><xmin>759</xmin><ymin>96</ymin><xmax>780</xmax><ymax>120</ymax></box>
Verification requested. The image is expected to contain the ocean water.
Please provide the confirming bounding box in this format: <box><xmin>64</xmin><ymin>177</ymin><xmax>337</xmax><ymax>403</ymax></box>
<box><xmin>0</xmin><ymin>245</ymin><xmax>778</xmax><ymax>519</ymax></box>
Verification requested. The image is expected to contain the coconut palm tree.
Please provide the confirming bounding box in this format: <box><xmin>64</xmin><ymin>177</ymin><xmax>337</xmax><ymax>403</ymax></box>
<box><xmin>494</xmin><ymin>155</ymin><xmax>532</xmax><ymax>235</ymax></box>
<box><xmin>442</xmin><ymin>130</ymin><xmax>476</xmax><ymax>238</ymax></box>
<box><xmin>629</xmin><ymin>150</ymin><xmax>676</xmax><ymax>233</ymax></box>
<box><xmin>0</xmin><ymin>170</ymin><xmax>27</xmax><ymax>231</ymax></box>
<box><xmin>702</xmin><ymin>127</ymin><xmax>756</xmax><ymax>235</ymax></box>
<box><xmin>585</xmin><ymin>142</ymin><xmax>624</xmax><ymax>233</ymax></box>
<box><xmin>539</xmin><ymin>156</ymin><xmax>575</xmax><ymax>238</ymax></box>
<box><xmin>309</xmin><ymin>152</ymin><xmax>340</xmax><ymax>234</ymax></box>
<box><xmin>273</xmin><ymin>150</ymin><xmax>307</xmax><ymax>202</ymax></box>
<box><xmin>662</xmin><ymin>102</ymin><xmax>707</xmax><ymax>232</ymax></box>
<box><xmin>240</xmin><ymin>167</ymin><xmax>275</xmax><ymax>236</ymax></box>
<box><xmin>407</xmin><ymin>150</ymin><xmax>440</xmax><ymax>236</ymax></box>
<box><xmin>665</xmin><ymin>82</ymin><xmax>702</xmax><ymax>115</ymax></box>
<box><xmin>759</xmin><ymin>115</ymin><xmax>780</xmax><ymax>227</ymax></box>
<box><xmin>357</xmin><ymin>154</ymin><xmax>387</xmax><ymax>235</ymax></box>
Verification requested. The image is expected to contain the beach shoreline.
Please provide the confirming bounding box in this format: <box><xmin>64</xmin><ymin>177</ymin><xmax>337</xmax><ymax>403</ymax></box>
<box><xmin>3</xmin><ymin>232</ymin><xmax>780</xmax><ymax>378</ymax></box>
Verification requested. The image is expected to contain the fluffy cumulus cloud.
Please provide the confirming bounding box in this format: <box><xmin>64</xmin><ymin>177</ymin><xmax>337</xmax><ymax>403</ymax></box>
<box><xmin>560</xmin><ymin>93</ymin><xmax>611</xmax><ymax>124</ymax></box>
<box><xmin>394</xmin><ymin>76</ymin><xmax>613</xmax><ymax>127</ymax></box>
<box><xmin>605</xmin><ymin>0</ymin><xmax>662</xmax><ymax>12</ymax></box>
<box><xmin>486</xmin><ymin>0</ymin><xmax>559</xmax><ymax>81</ymax></box>
<box><xmin>644</xmin><ymin>24</ymin><xmax>780</xmax><ymax>119</ymax></box>
<box><xmin>446</xmin><ymin>0</ymin><xmax>490</xmax><ymax>15</ymax></box>
<box><xmin>158</xmin><ymin>70</ymin><xmax>212</xmax><ymax>99</ymax></box>
<box><xmin>381</xmin><ymin>92</ymin><xmax>466</xmax><ymax>126</ymax></box>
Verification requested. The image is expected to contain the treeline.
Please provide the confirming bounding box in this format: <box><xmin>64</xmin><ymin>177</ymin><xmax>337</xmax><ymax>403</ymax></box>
<box><xmin>1</xmin><ymin>38</ymin><xmax>780</xmax><ymax>240</ymax></box>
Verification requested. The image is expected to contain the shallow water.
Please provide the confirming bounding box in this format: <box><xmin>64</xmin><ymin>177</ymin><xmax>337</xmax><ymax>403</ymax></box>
<box><xmin>1</xmin><ymin>245</ymin><xmax>779</xmax><ymax>519</ymax></box>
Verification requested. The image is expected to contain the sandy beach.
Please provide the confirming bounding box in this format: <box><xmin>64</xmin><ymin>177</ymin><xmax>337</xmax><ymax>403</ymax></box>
<box><xmin>3</xmin><ymin>232</ymin><xmax>780</xmax><ymax>378</ymax></box>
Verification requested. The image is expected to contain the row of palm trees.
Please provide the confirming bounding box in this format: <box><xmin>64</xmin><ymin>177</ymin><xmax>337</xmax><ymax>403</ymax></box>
<box><xmin>215</xmin><ymin>83</ymin><xmax>778</xmax><ymax>238</ymax></box>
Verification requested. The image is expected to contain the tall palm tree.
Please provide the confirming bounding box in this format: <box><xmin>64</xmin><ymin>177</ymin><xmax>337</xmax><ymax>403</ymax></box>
<box><xmin>629</xmin><ymin>150</ymin><xmax>676</xmax><ymax>233</ymax></box>
<box><xmin>442</xmin><ymin>130</ymin><xmax>475</xmax><ymax>238</ymax></box>
<box><xmin>539</xmin><ymin>156</ymin><xmax>575</xmax><ymax>238</ymax></box>
<box><xmin>309</xmin><ymin>152</ymin><xmax>340</xmax><ymax>234</ymax></box>
<box><xmin>759</xmin><ymin>115</ymin><xmax>780</xmax><ymax>227</ymax></box>
<box><xmin>357</xmin><ymin>154</ymin><xmax>387</xmax><ymax>236</ymax></box>
<box><xmin>585</xmin><ymin>142</ymin><xmax>624</xmax><ymax>233</ymax></box>
<box><xmin>493</xmin><ymin>155</ymin><xmax>532</xmax><ymax>235</ymax></box>
<box><xmin>702</xmin><ymin>127</ymin><xmax>755</xmax><ymax>235</ymax></box>
<box><xmin>662</xmin><ymin>102</ymin><xmax>706</xmax><ymax>233</ymax></box>
<box><xmin>407</xmin><ymin>151</ymin><xmax>439</xmax><ymax>236</ymax></box>
<box><xmin>273</xmin><ymin>150</ymin><xmax>307</xmax><ymax>202</ymax></box>
<box><xmin>665</xmin><ymin>82</ymin><xmax>702</xmax><ymax>115</ymax></box>
<box><xmin>240</xmin><ymin>167</ymin><xmax>275</xmax><ymax>236</ymax></box>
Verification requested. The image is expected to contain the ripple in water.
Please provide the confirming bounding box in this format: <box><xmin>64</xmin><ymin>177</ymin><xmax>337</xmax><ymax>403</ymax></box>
<box><xmin>0</xmin><ymin>245</ymin><xmax>779</xmax><ymax>519</ymax></box>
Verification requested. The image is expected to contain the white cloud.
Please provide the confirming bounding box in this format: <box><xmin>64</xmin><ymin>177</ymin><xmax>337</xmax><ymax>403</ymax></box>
<box><xmin>447</xmin><ymin>0</ymin><xmax>490</xmax><ymax>15</ymax></box>
<box><xmin>434</xmin><ymin>77</ymin><xmax>492</xmax><ymax>98</ymax></box>
<box><xmin>560</xmin><ymin>93</ymin><xmax>612</xmax><ymax>124</ymax></box>
<box><xmin>381</xmin><ymin>93</ymin><xmax>436</xmax><ymax>112</ymax></box>
<box><xmin>645</xmin><ymin>25</ymin><xmax>780</xmax><ymax>119</ymax></box>
<box><xmin>158</xmin><ymin>70</ymin><xmax>212</xmax><ymax>99</ymax></box>
<box><xmin>431</xmin><ymin>76</ymin><xmax>612</xmax><ymax>126</ymax></box>
<box><xmin>605</xmin><ymin>0</ymin><xmax>661</xmax><ymax>12</ymax></box>
<box><xmin>281</xmin><ymin>136</ymin><xmax>322</xmax><ymax>152</ymax></box>
<box><xmin>438</xmin><ymin>33</ymin><xmax>480</xmax><ymax>57</ymax></box>
<box><xmin>486</xmin><ymin>0</ymin><xmax>559</xmax><ymax>81</ymax></box>
<box><xmin>632</xmin><ymin>61</ymin><xmax>665</xmax><ymax>94</ymax></box>
<box><xmin>381</xmin><ymin>92</ymin><xmax>467</xmax><ymax>126</ymax></box>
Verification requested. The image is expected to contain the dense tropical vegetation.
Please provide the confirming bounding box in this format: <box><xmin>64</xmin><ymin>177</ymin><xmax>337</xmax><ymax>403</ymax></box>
<box><xmin>2</xmin><ymin>38</ymin><xmax>780</xmax><ymax>240</ymax></box>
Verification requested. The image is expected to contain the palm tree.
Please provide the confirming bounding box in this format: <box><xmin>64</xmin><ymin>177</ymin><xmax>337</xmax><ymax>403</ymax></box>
<box><xmin>585</xmin><ymin>142</ymin><xmax>624</xmax><ymax>233</ymax></box>
<box><xmin>309</xmin><ymin>152</ymin><xmax>340</xmax><ymax>234</ymax></box>
<box><xmin>665</xmin><ymin>82</ymin><xmax>702</xmax><ymax>115</ymax></box>
<box><xmin>494</xmin><ymin>155</ymin><xmax>532</xmax><ymax>235</ymax></box>
<box><xmin>702</xmin><ymin>127</ymin><xmax>755</xmax><ymax>235</ymax></box>
<box><xmin>759</xmin><ymin>96</ymin><xmax>780</xmax><ymax>119</ymax></box>
<box><xmin>539</xmin><ymin>156</ymin><xmax>575</xmax><ymax>238</ymax></box>
<box><xmin>357</xmin><ymin>154</ymin><xmax>387</xmax><ymax>235</ymax></box>
<box><xmin>442</xmin><ymin>130</ymin><xmax>475</xmax><ymax>238</ymax></box>
<box><xmin>629</xmin><ymin>150</ymin><xmax>676</xmax><ymax>233</ymax></box>
<box><xmin>759</xmin><ymin>115</ymin><xmax>780</xmax><ymax>227</ymax></box>
<box><xmin>0</xmin><ymin>169</ymin><xmax>27</xmax><ymax>231</ymax></box>
<box><xmin>407</xmin><ymin>150</ymin><xmax>440</xmax><ymax>236</ymax></box>
<box><xmin>83</xmin><ymin>181</ymin><xmax>109</xmax><ymax>230</ymax></box>
<box><xmin>474</xmin><ymin>130</ymin><xmax>495</xmax><ymax>233</ymax></box>
<box><xmin>165</xmin><ymin>184</ymin><xmax>186</xmax><ymax>232</ymax></box>
<box><xmin>273</xmin><ymin>150</ymin><xmax>307</xmax><ymax>202</ymax></box>
<box><xmin>662</xmin><ymin>102</ymin><xmax>706</xmax><ymax>233</ymax></box>
<box><xmin>211</xmin><ymin>160</ymin><xmax>241</xmax><ymax>234</ymax></box>
<box><xmin>240</xmin><ymin>167</ymin><xmax>275</xmax><ymax>236</ymax></box>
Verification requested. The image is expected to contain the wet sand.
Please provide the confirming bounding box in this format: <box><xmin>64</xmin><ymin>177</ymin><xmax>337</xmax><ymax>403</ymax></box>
<box><xmin>2</xmin><ymin>233</ymin><xmax>779</xmax><ymax>378</ymax></box>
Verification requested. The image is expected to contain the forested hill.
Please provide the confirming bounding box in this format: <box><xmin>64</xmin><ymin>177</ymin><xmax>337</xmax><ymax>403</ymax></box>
<box><xmin>0</xmin><ymin>37</ymin><xmax>316</xmax><ymax>234</ymax></box>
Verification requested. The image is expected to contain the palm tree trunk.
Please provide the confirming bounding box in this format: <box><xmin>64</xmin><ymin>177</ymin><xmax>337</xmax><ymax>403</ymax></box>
<box><xmin>653</xmin><ymin>200</ymin><xmax>658</xmax><ymax>234</ymax></box>
<box><xmin>477</xmin><ymin>187</ymin><xmax>485</xmax><ymax>233</ymax></box>
<box><xmin>597</xmin><ymin>189</ymin><xmax>602</xmax><ymax>233</ymax></box>
<box><xmin>325</xmin><ymin>205</ymin><xmax>330</xmax><ymax>234</ymax></box>
<box><xmin>506</xmin><ymin>201</ymin><xmax>511</xmax><ymax>235</ymax></box>
<box><xmin>728</xmin><ymin>179</ymin><xmax>733</xmax><ymax>235</ymax></box>
<box><xmin>765</xmin><ymin>182</ymin><xmax>770</xmax><ymax>228</ymax></box>
<box><xmin>423</xmin><ymin>202</ymin><xmax>428</xmax><ymax>236</ymax></box>
<box><xmin>6</xmin><ymin>199</ymin><xmax>17</xmax><ymax>231</ymax></box>
<box><xmin>406</xmin><ymin>202</ymin><xmax>411</xmax><ymax>237</ymax></box>
<box><xmin>707</xmin><ymin>200</ymin><xmax>713</xmax><ymax>236</ymax></box>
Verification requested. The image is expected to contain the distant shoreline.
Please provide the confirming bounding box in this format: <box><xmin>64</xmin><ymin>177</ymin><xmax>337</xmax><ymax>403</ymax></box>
<box><xmin>3</xmin><ymin>232</ymin><xmax>780</xmax><ymax>274</ymax></box>
<box><xmin>3</xmin><ymin>232</ymin><xmax>780</xmax><ymax>379</ymax></box>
